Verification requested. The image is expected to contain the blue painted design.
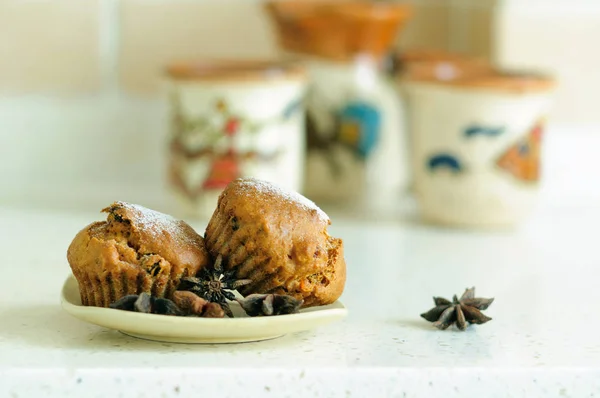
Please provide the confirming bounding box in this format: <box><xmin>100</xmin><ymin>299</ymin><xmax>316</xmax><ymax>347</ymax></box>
<box><xmin>464</xmin><ymin>125</ymin><xmax>505</xmax><ymax>138</ymax></box>
<box><xmin>337</xmin><ymin>102</ymin><xmax>381</xmax><ymax>158</ymax></box>
<box><xmin>282</xmin><ymin>98</ymin><xmax>303</xmax><ymax>120</ymax></box>
<box><xmin>428</xmin><ymin>154</ymin><xmax>463</xmax><ymax>173</ymax></box>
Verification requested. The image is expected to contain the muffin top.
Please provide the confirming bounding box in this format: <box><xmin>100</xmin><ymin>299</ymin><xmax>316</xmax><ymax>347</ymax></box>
<box><xmin>68</xmin><ymin>201</ymin><xmax>209</xmax><ymax>275</ymax></box>
<box><xmin>216</xmin><ymin>177</ymin><xmax>330</xmax><ymax>227</ymax></box>
<box><xmin>103</xmin><ymin>201</ymin><xmax>206</xmax><ymax>269</ymax></box>
<box><xmin>205</xmin><ymin>178</ymin><xmax>346</xmax><ymax>307</ymax></box>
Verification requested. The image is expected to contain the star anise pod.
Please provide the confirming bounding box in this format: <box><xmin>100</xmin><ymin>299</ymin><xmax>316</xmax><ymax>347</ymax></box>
<box><xmin>109</xmin><ymin>293</ymin><xmax>184</xmax><ymax>316</ymax></box>
<box><xmin>178</xmin><ymin>254</ymin><xmax>251</xmax><ymax>317</ymax></box>
<box><xmin>420</xmin><ymin>287</ymin><xmax>494</xmax><ymax>331</ymax></box>
<box><xmin>236</xmin><ymin>294</ymin><xmax>303</xmax><ymax>317</ymax></box>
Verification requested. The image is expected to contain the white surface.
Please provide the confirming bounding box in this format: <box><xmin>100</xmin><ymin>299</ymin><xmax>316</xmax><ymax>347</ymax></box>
<box><xmin>1</xmin><ymin>204</ymin><xmax>599</xmax><ymax>396</ymax></box>
<box><xmin>61</xmin><ymin>275</ymin><xmax>347</xmax><ymax>344</ymax></box>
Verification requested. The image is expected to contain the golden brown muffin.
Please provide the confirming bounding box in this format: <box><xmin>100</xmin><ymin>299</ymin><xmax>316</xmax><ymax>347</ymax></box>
<box><xmin>204</xmin><ymin>178</ymin><xmax>346</xmax><ymax>307</ymax></box>
<box><xmin>67</xmin><ymin>202</ymin><xmax>209</xmax><ymax>307</ymax></box>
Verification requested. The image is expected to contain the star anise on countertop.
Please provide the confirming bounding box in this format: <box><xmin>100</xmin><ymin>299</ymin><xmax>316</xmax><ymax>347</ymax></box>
<box><xmin>236</xmin><ymin>294</ymin><xmax>303</xmax><ymax>317</ymax></box>
<box><xmin>177</xmin><ymin>254</ymin><xmax>252</xmax><ymax>317</ymax></box>
<box><xmin>420</xmin><ymin>287</ymin><xmax>494</xmax><ymax>331</ymax></box>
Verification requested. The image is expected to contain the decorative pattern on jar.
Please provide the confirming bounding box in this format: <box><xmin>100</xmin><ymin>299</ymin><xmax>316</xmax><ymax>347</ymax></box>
<box><xmin>404</xmin><ymin>67</ymin><xmax>555</xmax><ymax>228</ymax></box>
<box><xmin>302</xmin><ymin>58</ymin><xmax>404</xmax><ymax>206</ymax></box>
<box><xmin>165</xmin><ymin>60</ymin><xmax>306</xmax><ymax>219</ymax></box>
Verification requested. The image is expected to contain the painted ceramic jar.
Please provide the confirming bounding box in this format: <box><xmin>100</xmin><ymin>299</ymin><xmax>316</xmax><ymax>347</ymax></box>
<box><xmin>265</xmin><ymin>1</ymin><xmax>412</xmax><ymax>210</ymax></box>
<box><xmin>394</xmin><ymin>50</ymin><xmax>493</xmax><ymax>193</ymax></box>
<box><xmin>301</xmin><ymin>55</ymin><xmax>408</xmax><ymax>209</ymax></box>
<box><xmin>404</xmin><ymin>67</ymin><xmax>555</xmax><ymax>228</ymax></box>
<box><xmin>165</xmin><ymin>60</ymin><xmax>306</xmax><ymax>219</ymax></box>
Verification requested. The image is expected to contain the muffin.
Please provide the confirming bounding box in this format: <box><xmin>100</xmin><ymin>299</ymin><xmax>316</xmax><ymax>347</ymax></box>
<box><xmin>204</xmin><ymin>178</ymin><xmax>346</xmax><ymax>307</ymax></box>
<box><xmin>67</xmin><ymin>201</ymin><xmax>209</xmax><ymax>307</ymax></box>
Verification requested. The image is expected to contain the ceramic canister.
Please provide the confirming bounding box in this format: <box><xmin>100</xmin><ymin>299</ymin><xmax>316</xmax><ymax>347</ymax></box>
<box><xmin>301</xmin><ymin>55</ymin><xmax>408</xmax><ymax>210</ymax></box>
<box><xmin>404</xmin><ymin>66</ymin><xmax>555</xmax><ymax>228</ymax></box>
<box><xmin>394</xmin><ymin>50</ymin><xmax>493</xmax><ymax>193</ymax></box>
<box><xmin>264</xmin><ymin>1</ymin><xmax>412</xmax><ymax>211</ymax></box>
<box><xmin>165</xmin><ymin>60</ymin><xmax>306</xmax><ymax>220</ymax></box>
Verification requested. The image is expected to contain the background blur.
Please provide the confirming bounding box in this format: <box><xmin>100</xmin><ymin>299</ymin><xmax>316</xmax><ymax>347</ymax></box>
<box><xmin>1</xmin><ymin>0</ymin><xmax>599</xmax><ymax>217</ymax></box>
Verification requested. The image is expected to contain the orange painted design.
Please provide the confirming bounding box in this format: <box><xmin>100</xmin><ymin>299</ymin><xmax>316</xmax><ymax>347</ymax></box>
<box><xmin>202</xmin><ymin>153</ymin><xmax>241</xmax><ymax>190</ymax></box>
<box><xmin>496</xmin><ymin>121</ymin><xmax>543</xmax><ymax>182</ymax></box>
<box><xmin>169</xmin><ymin>96</ymin><xmax>289</xmax><ymax>201</ymax></box>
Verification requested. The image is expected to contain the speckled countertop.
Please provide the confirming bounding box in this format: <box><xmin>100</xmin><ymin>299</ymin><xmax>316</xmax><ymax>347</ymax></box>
<box><xmin>1</xmin><ymin>205</ymin><xmax>599</xmax><ymax>397</ymax></box>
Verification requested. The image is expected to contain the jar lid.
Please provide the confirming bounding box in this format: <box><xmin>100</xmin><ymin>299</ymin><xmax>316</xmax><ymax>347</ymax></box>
<box><xmin>165</xmin><ymin>59</ymin><xmax>306</xmax><ymax>82</ymax></box>
<box><xmin>392</xmin><ymin>49</ymin><xmax>491</xmax><ymax>79</ymax></box>
<box><xmin>405</xmin><ymin>62</ymin><xmax>555</xmax><ymax>94</ymax></box>
<box><xmin>265</xmin><ymin>1</ymin><xmax>412</xmax><ymax>62</ymax></box>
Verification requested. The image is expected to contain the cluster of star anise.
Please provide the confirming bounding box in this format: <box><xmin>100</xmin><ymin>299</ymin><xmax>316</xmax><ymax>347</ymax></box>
<box><xmin>178</xmin><ymin>254</ymin><xmax>302</xmax><ymax>317</ymax></box>
<box><xmin>110</xmin><ymin>254</ymin><xmax>303</xmax><ymax>318</ymax></box>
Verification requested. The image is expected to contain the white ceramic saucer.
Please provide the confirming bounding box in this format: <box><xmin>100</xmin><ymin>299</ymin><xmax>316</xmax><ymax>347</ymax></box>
<box><xmin>60</xmin><ymin>275</ymin><xmax>347</xmax><ymax>344</ymax></box>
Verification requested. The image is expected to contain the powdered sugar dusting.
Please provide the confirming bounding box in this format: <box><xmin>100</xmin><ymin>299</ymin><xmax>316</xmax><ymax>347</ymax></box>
<box><xmin>110</xmin><ymin>202</ymin><xmax>198</xmax><ymax>245</ymax></box>
<box><xmin>235</xmin><ymin>178</ymin><xmax>329</xmax><ymax>223</ymax></box>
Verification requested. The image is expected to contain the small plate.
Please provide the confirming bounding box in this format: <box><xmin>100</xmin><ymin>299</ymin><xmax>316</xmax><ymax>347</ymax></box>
<box><xmin>60</xmin><ymin>275</ymin><xmax>348</xmax><ymax>344</ymax></box>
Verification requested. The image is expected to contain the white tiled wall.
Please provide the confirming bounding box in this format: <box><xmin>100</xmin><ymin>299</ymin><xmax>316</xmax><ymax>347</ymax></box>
<box><xmin>1</xmin><ymin>96</ymin><xmax>170</xmax><ymax>212</ymax></box>
<box><xmin>0</xmin><ymin>0</ymin><xmax>102</xmax><ymax>94</ymax></box>
<box><xmin>446</xmin><ymin>0</ymin><xmax>495</xmax><ymax>58</ymax></box>
<box><xmin>119</xmin><ymin>0</ymin><xmax>279</xmax><ymax>94</ymax></box>
<box><xmin>494</xmin><ymin>0</ymin><xmax>600</xmax><ymax>124</ymax></box>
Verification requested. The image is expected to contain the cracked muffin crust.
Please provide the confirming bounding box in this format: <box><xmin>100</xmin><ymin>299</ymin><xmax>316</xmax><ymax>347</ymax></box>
<box><xmin>67</xmin><ymin>202</ymin><xmax>209</xmax><ymax>307</ymax></box>
<box><xmin>204</xmin><ymin>178</ymin><xmax>346</xmax><ymax>307</ymax></box>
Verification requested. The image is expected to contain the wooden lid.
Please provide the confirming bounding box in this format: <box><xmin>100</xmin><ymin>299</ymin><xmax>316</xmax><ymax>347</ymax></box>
<box><xmin>405</xmin><ymin>61</ymin><xmax>555</xmax><ymax>94</ymax></box>
<box><xmin>393</xmin><ymin>49</ymin><xmax>491</xmax><ymax>79</ymax></box>
<box><xmin>165</xmin><ymin>59</ymin><xmax>306</xmax><ymax>82</ymax></box>
<box><xmin>265</xmin><ymin>1</ymin><xmax>412</xmax><ymax>62</ymax></box>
